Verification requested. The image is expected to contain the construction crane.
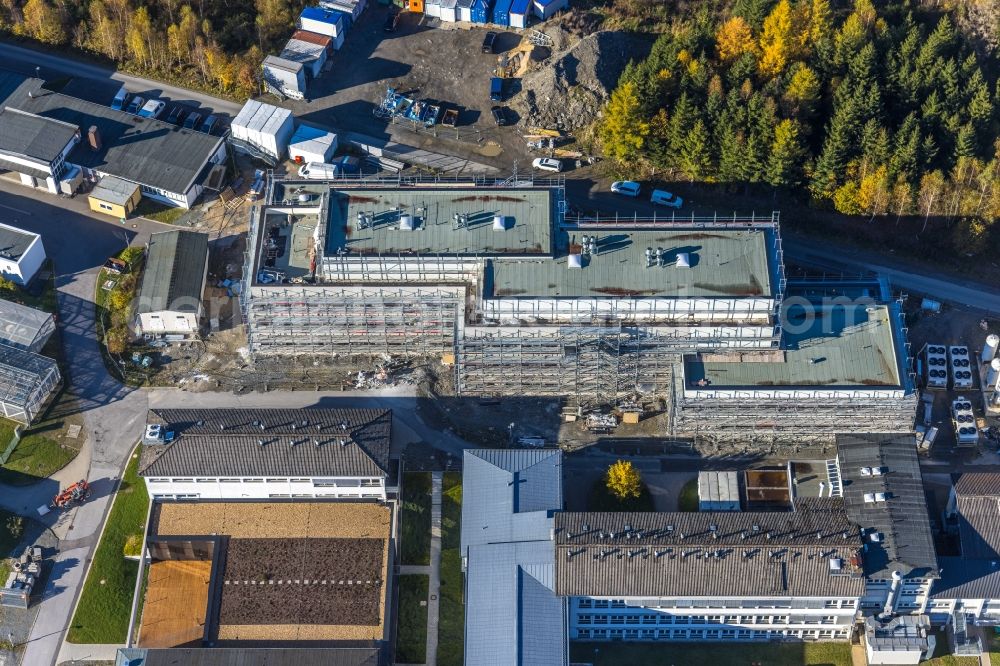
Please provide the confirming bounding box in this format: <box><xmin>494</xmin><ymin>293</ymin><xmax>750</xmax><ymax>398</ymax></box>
<box><xmin>52</xmin><ymin>479</ymin><xmax>91</xmax><ymax>509</ymax></box>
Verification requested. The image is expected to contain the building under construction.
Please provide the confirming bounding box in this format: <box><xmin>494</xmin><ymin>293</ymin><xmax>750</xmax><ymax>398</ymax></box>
<box><xmin>242</xmin><ymin>176</ymin><xmax>916</xmax><ymax>443</ymax></box>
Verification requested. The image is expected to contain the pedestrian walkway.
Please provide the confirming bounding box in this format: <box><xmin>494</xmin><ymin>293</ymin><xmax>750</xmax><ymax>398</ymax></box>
<box><xmin>851</xmin><ymin>641</ymin><xmax>867</xmax><ymax>666</ymax></box>
<box><xmin>425</xmin><ymin>471</ymin><xmax>443</xmax><ymax>666</ymax></box>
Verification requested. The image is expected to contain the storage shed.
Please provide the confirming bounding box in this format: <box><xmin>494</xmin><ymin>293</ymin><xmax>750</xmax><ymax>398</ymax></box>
<box><xmin>425</xmin><ymin>0</ymin><xmax>441</xmax><ymax>17</ymax></box>
<box><xmin>532</xmin><ymin>0</ymin><xmax>566</xmax><ymax>19</ymax></box>
<box><xmin>280</xmin><ymin>38</ymin><xmax>328</xmax><ymax>79</ymax></box>
<box><xmin>0</xmin><ymin>343</ymin><xmax>60</xmax><ymax>424</ymax></box>
<box><xmin>298</xmin><ymin>7</ymin><xmax>347</xmax><ymax>48</ymax></box>
<box><xmin>230</xmin><ymin>100</ymin><xmax>295</xmax><ymax>161</ymax></box>
<box><xmin>319</xmin><ymin>0</ymin><xmax>365</xmax><ymax>21</ymax></box>
<box><xmin>0</xmin><ymin>300</ymin><xmax>55</xmax><ymax>354</ymax></box>
<box><xmin>88</xmin><ymin>175</ymin><xmax>141</xmax><ymax>219</ymax></box>
<box><xmin>470</xmin><ymin>0</ymin><xmax>490</xmax><ymax>22</ymax></box>
<box><xmin>136</xmin><ymin>230</ymin><xmax>209</xmax><ymax>339</ymax></box>
<box><xmin>262</xmin><ymin>55</ymin><xmax>306</xmax><ymax>100</ymax></box>
<box><xmin>440</xmin><ymin>0</ymin><xmax>458</xmax><ymax>21</ymax></box>
<box><xmin>288</xmin><ymin>125</ymin><xmax>339</xmax><ymax>164</ymax></box>
<box><xmin>456</xmin><ymin>0</ymin><xmax>473</xmax><ymax>20</ymax></box>
<box><xmin>291</xmin><ymin>29</ymin><xmax>334</xmax><ymax>56</ymax></box>
<box><xmin>491</xmin><ymin>0</ymin><xmax>512</xmax><ymax>25</ymax></box>
<box><xmin>510</xmin><ymin>0</ymin><xmax>530</xmax><ymax>27</ymax></box>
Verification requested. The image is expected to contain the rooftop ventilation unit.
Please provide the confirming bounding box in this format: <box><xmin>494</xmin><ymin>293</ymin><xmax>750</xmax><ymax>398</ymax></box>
<box><xmin>676</xmin><ymin>252</ymin><xmax>690</xmax><ymax>268</ymax></box>
<box><xmin>860</xmin><ymin>467</ymin><xmax>872</xmax><ymax>476</ymax></box>
<box><xmin>567</xmin><ymin>254</ymin><xmax>583</xmax><ymax>269</ymax></box>
<box><xmin>874</xmin><ymin>492</ymin><xmax>888</xmax><ymax>502</ymax></box>
<box><xmin>829</xmin><ymin>557</ymin><xmax>842</xmax><ymax>571</ymax></box>
<box><xmin>950</xmin><ymin>345</ymin><xmax>974</xmax><ymax>389</ymax></box>
<box><xmin>926</xmin><ymin>343</ymin><xmax>949</xmax><ymax>389</ymax></box>
<box><xmin>399</xmin><ymin>214</ymin><xmax>414</xmax><ymax>231</ymax></box>
<box><xmin>871</xmin><ymin>467</ymin><xmax>884</xmax><ymax>476</ymax></box>
<box><xmin>863</xmin><ymin>493</ymin><xmax>876</xmax><ymax>503</ymax></box>
<box><xmin>492</xmin><ymin>214</ymin><xmax>506</xmax><ymax>231</ymax></box>
<box><xmin>952</xmin><ymin>398</ymin><xmax>980</xmax><ymax>444</ymax></box>
<box><xmin>144</xmin><ymin>424</ymin><xmax>163</xmax><ymax>442</ymax></box>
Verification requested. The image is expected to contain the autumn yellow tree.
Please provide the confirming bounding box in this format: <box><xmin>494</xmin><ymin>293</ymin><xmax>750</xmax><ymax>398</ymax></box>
<box><xmin>758</xmin><ymin>0</ymin><xmax>795</xmax><ymax>77</ymax></box>
<box><xmin>21</xmin><ymin>0</ymin><xmax>65</xmax><ymax>45</ymax></box>
<box><xmin>606</xmin><ymin>460</ymin><xmax>641</xmax><ymax>501</ymax></box>
<box><xmin>715</xmin><ymin>16</ymin><xmax>756</xmax><ymax>62</ymax></box>
<box><xmin>599</xmin><ymin>81</ymin><xmax>649</xmax><ymax>167</ymax></box>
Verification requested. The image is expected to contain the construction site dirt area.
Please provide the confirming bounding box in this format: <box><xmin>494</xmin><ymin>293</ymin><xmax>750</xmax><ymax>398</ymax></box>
<box><xmin>151</xmin><ymin>501</ymin><xmax>391</xmax><ymax>541</ymax></box>
<box><xmin>138</xmin><ymin>560</ymin><xmax>213</xmax><ymax>648</ymax></box>
<box><xmin>218</xmin><ymin>538</ymin><xmax>383</xmax><ymax>632</ymax></box>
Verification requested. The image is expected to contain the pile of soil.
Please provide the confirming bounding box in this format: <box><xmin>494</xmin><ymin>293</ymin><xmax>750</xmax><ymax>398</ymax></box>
<box><xmin>515</xmin><ymin>30</ymin><xmax>638</xmax><ymax>131</ymax></box>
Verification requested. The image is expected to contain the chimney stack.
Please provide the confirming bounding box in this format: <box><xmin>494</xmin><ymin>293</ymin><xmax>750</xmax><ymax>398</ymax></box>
<box><xmin>88</xmin><ymin>125</ymin><xmax>102</xmax><ymax>152</ymax></box>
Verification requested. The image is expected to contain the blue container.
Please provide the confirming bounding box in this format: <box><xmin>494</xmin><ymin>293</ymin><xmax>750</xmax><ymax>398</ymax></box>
<box><xmin>491</xmin><ymin>0</ymin><xmax>512</xmax><ymax>26</ymax></box>
<box><xmin>470</xmin><ymin>0</ymin><xmax>491</xmax><ymax>23</ymax></box>
<box><xmin>510</xmin><ymin>0</ymin><xmax>530</xmax><ymax>26</ymax></box>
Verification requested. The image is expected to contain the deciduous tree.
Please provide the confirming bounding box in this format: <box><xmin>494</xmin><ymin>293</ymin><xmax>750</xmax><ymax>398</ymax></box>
<box><xmin>606</xmin><ymin>460</ymin><xmax>641</xmax><ymax>501</ymax></box>
<box><xmin>716</xmin><ymin>16</ymin><xmax>756</xmax><ymax>63</ymax></box>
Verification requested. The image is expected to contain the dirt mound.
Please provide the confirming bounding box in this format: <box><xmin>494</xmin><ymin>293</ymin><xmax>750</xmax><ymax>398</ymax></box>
<box><xmin>515</xmin><ymin>31</ymin><xmax>636</xmax><ymax>131</ymax></box>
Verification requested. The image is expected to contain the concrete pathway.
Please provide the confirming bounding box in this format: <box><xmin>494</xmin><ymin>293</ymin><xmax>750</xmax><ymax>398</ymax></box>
<box><xmin>851</xmin><ymin>641</ymin><xmax>867</xmax><ymax>666</ymax></box>
<box><xmin>425</xmin><ymin>471</ymin><xmax>443</xmax><ymax>666</ymax></box>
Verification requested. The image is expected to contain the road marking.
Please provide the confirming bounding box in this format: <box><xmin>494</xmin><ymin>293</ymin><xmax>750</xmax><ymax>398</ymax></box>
<box><xmin>0</xmin><ymin>201</ymin><xmax>32</xmax><ymax>215</ymax></box>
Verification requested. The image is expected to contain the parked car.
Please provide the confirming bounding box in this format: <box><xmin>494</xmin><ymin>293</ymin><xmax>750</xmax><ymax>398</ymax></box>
<box><xmin>383</xmin><ymin>10</ymin><xmax>400</xmax><ymax>32</ymax></box>
<box><xmin>110</xmin><ymin>87</ymin><xmax>129</xmax><ymax>111</ymax></box>
<box><xmin>532</xmin><ymin>157</ymin><xmax>562</xmax><ymax>173</ymax></box>
<box><xmin>482</xmin><ymin>31</ymin><xmax>497</xmax><ymax>53</ymax></box>
<box><xmin>650</xmin><ymin>189</ymin><xmax>683</xmax><ymax>208</ymax></box>
<box><xmin>611</xmin><ymin>181</ymin><xmax>641</xmax><ymax>197</ymax></box>
<box><xmin>166</xmin><ymin>106</ymin><xmax>187</xmax><ymax>125</ymax></box>
<box><xmin>490</xmin><ymin>76</ymin><xmax>504</xmax><ymax>102</ymax></box>
<box><xmin>183</xmin><ymin>112</ymin><xmax>202</xmax><ymax>130</ymax></box>
<box><xmin>138</xmin><ymin>99</ymin><xmax>166</xmax><ymax>119</ymax></box>
<box><xmin>199</xmin><ymin>115</ymin><xmax>219</xmax><ymax>134</ymax></box>
<box><xmin>491</xmin><ymin>106</ymin><xmax>509</xmax><ymax>126</ymax></box>
<box><xmin>125</xmin><ymin>96</ymin><xmax>145</xmax><ymax>115</ymax></box>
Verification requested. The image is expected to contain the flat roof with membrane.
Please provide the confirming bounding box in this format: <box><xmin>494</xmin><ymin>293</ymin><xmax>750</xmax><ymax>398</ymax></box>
<box><xmin>325</xmin><ymin>188</ymin><xmax>554</xmax><ymax>256</ymax></box>
<box><xmin>488</xmin><ymin>228</ymin><xmax>773</xmax><ymax>298</ymax></box>
<box><xmin>685</xmin><ymin>303</ymin><xmax>902</xmax><ymax>388</ymax></box>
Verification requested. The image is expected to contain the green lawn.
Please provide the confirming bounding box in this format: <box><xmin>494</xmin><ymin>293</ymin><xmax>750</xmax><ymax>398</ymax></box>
<box><xmin>67</xmin><ymin>452</ymin><xmax>150</xmax><ymax>643</ymax></box>
<box><xmin>401</xmin><ymin>472</ymin><xmax>432</xmax><ymax>566</ymax></box>
<box><xmin>437</xmin><ymin>472</ymin><xmax>464</xmax><ymax>666</ymax></box>
<box><xmin>396</xmin><ymin>574</ymin><xmax>429</xmax><ymax>664</ymax></box>
<box><xmin>0</xmin><ymin>415</ymin><xmax>80</xmax><ymax>485</ymax></box>
<box><xmin>678</xmin><ymin>478</ymin><xmax>699</xmax><ymax>512</ymax></box>
<box><xmin>133</xmin><ymin>198</ymin><xmax>187</xmax><ymax>224</ymax></box>
<box><xmin>570</xmin><ymin>640</ymin><xmax>852</xmax><ymax>665</ymax></box>
<box><xmin>587</xmin><ymin>477</ymin><xmax>655</xmax><ymax>512</ymax></box>
<box><xmin>0</xmin><ymin>262</ymin><xmax>57</xmax><ymax>313</ymax></box>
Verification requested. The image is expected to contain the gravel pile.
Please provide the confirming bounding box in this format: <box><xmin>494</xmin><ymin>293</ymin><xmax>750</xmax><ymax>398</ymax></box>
<box><xmin>515</xmin><ymin>30</ymin><xmax>637</xmax><ymax>131</ymax></box>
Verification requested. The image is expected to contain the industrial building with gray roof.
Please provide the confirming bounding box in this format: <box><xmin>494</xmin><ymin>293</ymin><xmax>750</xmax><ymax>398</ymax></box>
<box><xmin>0</xmin><ymin>70</ymin><xmax>226</xmax><ymax>207</ymax></box>
<box><xmin>140</xmin><ymin>408</ymin><xmax>392</xmax><ymax>479</ymax></box>
<box><xmin>137</xmin><ymin>230</ymin><xmax>209</xmax><ymax>315</ymax></box>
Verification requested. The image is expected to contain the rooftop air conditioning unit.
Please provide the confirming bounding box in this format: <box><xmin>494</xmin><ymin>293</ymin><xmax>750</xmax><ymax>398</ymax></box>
<box><xmin>399</xmin><ymin>214</ymin><xmax>414</xmax><ymax>231</ymax></box>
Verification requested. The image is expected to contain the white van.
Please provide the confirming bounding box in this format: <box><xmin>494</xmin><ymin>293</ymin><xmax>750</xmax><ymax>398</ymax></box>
<box><xmin>650</xmin><ymin>189</ymin><xmax>683</xmax><ymax>208</ymax></box>
<box><xmin>298</xmin><ymin>162</ymin><xmax>339</xmax><ymax>180</ymax></box>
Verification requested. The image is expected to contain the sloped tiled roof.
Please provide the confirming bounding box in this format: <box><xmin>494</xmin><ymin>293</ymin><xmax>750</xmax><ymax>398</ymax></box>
<box><xmin>140</xmin><ymin>408</ymin><xmax>391</xmax><ymax>478</ymax></box>
<box><xmin>554</xmin><ymin>502</ymin><xmax>866</xmax><ymax>598</ymax></box>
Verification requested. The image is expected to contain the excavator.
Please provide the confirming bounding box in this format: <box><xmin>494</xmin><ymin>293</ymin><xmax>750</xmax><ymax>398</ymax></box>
<box><xmin>51</xmin><ymin>479</ymin><xmax>91</xmax><ymax>509</ymax></box>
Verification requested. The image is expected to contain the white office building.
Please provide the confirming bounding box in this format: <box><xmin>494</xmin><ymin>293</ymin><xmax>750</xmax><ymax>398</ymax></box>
<box><xmin>139</xmin><ymin>408</ymin><xmax>392</xmax><ymax>501</ymax></box>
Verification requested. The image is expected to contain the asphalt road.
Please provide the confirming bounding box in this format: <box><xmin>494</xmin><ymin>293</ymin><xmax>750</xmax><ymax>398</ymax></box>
<box><xmin>0</xmin><ymin>41</ymin><xmax>242</xmax><ymax>118</ymax></box>
<box><xmin>0</xmin><ymin>42</ymin><xmax>995</xmax><ymax>313</ymax></box>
